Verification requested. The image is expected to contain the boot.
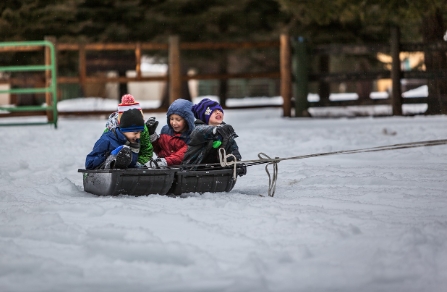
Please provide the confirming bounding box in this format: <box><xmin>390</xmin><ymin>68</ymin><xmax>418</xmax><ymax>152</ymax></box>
<box><xmin>103</xmin><ymin>146</ymin><xmax>132</xmax><ymax>169</ymax></box>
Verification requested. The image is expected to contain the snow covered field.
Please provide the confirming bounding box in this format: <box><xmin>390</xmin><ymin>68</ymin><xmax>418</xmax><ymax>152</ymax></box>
<box><xmin>1</xmin><ymin>95</ymin><xmax>447</xmax><ymax>291</ymax></box>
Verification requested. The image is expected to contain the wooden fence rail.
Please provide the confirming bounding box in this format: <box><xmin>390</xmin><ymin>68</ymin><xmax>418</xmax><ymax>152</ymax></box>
<box><xmin>53</xmin><ymin>37</ymin><xmax>283</xmax><ymax>111</ymax></box>
<box><xmin>292</xmin><ymin>27</ymin><xmax>447</xmax><ymax>116</ymax></box>
<box><xmin>1</xmin><ymin>30</ymin><xmax>446</xmax><ymax>118</ymax></box>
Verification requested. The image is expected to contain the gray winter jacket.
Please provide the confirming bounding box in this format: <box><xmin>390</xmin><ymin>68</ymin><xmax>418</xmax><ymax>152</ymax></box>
<box><xmin>182</xmin><ymin>119</ymin><xmax>241</xmax><ymax>167</ymax></box>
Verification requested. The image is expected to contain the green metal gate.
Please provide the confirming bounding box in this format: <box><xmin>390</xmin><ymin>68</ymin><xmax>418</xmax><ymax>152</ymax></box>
<box><xmin>0</xmin><ymin>40</ymin><xmax>58</xmax><ymax>128</ymax></box>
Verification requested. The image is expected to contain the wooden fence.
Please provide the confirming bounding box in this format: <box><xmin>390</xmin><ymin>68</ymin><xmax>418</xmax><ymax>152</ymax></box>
<box><xmin>1</xmin><ymin>29</ymin><xmax>447</xmax><ymax>118</ymax></box>
<box><xmin>292</xmin><ymin>27</ymin><xmax>447</xmax><ymax>116</ymax></box>
<box><xmin>54</xmin><ymin>36</ymin><xmax>282</xmax><ymax>115</ymax></box>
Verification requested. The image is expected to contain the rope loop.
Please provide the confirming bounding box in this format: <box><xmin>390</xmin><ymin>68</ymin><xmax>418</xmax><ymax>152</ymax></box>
<box><xmin>257</xmin><ymin>152</ymin><xmax>280</xmax><ymax>197</ymax></box>
<box><xmin>218</xmin><ymin>148</ymin><xmax>238</xmax><ymax>180</ymax></box>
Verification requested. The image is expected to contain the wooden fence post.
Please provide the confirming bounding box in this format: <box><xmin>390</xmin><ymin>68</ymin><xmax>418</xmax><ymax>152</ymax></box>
<box><xmin>135</xmin><ymin>41</ymin><xmax>142</xmax><ymax>80</ymax></box>
<box><xmin>169</xmin><ymin>35</ymin><xmax>181</xmax><ymax>104</ymax></box>
<box><xmin>78</xmin><ymin>43</ymin><xmax>86</xmax><ymax>97</ymax></box>
<box><xmin>280</xmin><ymin>33</ymin><xmax>292</xmax><ymax>117</ymax></box>
<box><xmin>390</xmin><ymin>26</ymin><xmax>403</xmax><ymax>115</ymax></box>
<box><xmin>292</xmin><ymin>36</ymin><xmax>309</xmax><ymax>117</ymax></box>
<box><xmin>319</xmin><ymin>54</ymin><xmax>330</xmax><ymax>102</ymax></box>
<box><xmin>44</xmin><ymin>36</ymin><xmax>56</xmax><ymax>123</ymax></box>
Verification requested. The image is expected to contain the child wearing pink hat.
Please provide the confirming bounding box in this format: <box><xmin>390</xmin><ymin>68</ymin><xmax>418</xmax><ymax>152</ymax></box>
<box><xmin>86</xmin><ymin>108</ymin><xmax>145</xmax><ymax>169</ymax></box>
<box><xmin>104</xmin><ymin>94</ymin><xmax>153</xmax><ymax>166</ymax></box>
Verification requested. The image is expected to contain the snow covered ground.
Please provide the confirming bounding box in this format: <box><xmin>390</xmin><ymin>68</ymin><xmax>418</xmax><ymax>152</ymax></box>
<box><xmin>1</xmin><ymin>93</ymin><xmax>447</xmax><ymax>291</ymax></box>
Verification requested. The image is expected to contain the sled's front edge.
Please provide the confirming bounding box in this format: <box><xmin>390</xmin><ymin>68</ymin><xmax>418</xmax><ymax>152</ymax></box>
<box><xmin>78</xmin><ymin>169</ymin><xmax>176</xmax><ymax>196</ymax></box>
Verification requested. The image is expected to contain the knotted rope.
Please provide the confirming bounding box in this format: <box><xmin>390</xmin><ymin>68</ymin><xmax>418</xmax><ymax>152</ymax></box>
<box><xmin>219</xmin><ymin>138</ymin><xmax>447</xmax><ymax>197</ymax></box>
<box><xmin>218</xmin><ymin>150</ymin><xmax>279</xmax><ymax>197</ymax></box>
<box><xmin>183</xmin><ymin>138</ymin><xmax>447</xmax><ymax>198</ymax></box>
<box><xmin>218</xmin><ymin>148</ymin><xmax>238</xmax><ymax>180</ymax></box>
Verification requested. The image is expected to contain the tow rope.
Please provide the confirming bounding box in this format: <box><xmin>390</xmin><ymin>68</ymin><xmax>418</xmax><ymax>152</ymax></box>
<box><xmin>217</xmin><ymin>138</ymin><xmax>447</xmax><ymax>197</ymax></box>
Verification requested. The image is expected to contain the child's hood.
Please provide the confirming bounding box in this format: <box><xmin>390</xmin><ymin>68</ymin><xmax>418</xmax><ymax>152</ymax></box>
<box><xmin>166</xmin><ymin>99</ymin><xmax>195</xmax><ymax>134</ymax></box>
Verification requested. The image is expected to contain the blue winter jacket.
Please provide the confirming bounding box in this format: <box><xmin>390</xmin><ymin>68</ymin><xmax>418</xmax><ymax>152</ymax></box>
<box><xmin>85</xmin><ymin>128</ymin><xmax>139</xmax><ymax>169</ymax></box>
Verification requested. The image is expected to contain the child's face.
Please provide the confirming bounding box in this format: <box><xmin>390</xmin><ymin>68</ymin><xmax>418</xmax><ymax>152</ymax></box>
<box><xmin>208</xmin><ymin>110</ymin><xmax>223</xmax><ymax>126</ymax></box>
<box><xmin>170</xmin><ymin>114</ymin><xmax>187</xmax><ymax>133</ymax></box>
<box><xmin>123</xmin><ymin>131</ymin><xmax>141</xmax><ymax>143</ymax></box>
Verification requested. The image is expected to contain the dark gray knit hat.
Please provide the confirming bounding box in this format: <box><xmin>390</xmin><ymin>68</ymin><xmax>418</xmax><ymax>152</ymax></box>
<box><xmin>119</xmin><ymin>108</ymin><xmax>144</xmax><ymax>132</ymax></box>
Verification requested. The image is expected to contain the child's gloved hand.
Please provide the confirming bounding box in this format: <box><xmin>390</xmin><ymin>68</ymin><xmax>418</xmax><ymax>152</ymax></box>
<box><xmin>128</xmin><ymin>142</ymin><xmax>140</xmax><ymax>154</ymax></box>
<box><xmin>156</xmin><ymin>158</ymin><xmax>167</xmax><ymax>167</ymax></box>
<box><xmin>146</xmin><ymin>117</ymin><xmax>159</xmax><ymax>135</ymax></box>
<box><xmin>111</xmin><ymin>145</ymin><xmax>128</xmax><ymax>155</ymax></box>
<box><xmin>216</xmin><ymin>124</ymin><xmax>238</xmax><ymax>140</ymax></box>
<box><xmin>149</xmin><ymin>158</ymin><xmax>168</xmax><ymax>168</ymax></box>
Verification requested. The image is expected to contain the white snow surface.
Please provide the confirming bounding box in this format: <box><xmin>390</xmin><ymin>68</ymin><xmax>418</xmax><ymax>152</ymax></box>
<box><xmin>1</xmin><ymin>94</ymin><xmax>447</xmax><ymax>292</ymax></box>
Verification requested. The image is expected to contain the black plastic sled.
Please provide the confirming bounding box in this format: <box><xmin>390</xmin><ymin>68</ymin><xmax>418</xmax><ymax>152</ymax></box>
<box><xmin>78</xmin><ymin>166</ymin><xmax>246</xmax><ymax>196</ymax></box>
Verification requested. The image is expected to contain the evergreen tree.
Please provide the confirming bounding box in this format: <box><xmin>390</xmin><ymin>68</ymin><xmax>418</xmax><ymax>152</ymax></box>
<box><xmin>0</xmin><ymin>0</ymin><xmax>80</xmax><ymax>42</ymax></box>
<box><xmin>274</xmin><ymin>0</ymin><xmax>447</xmax><ymax>113</ymax></box>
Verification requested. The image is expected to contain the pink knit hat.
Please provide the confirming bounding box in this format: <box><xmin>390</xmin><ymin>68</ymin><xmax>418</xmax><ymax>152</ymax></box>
<box><xmin>118</xmin><ymin>94</ymin><xmax>141</xmax><ymax>113</ymax></box>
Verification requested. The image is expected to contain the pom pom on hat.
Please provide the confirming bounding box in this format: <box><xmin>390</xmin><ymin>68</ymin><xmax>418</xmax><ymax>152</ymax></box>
<box><xmin>121</xmin><ymin>94</ymin><xmax>136</xmax><ymax>104</ymax></box>
<box><xmin>192</xmin><ymin>98</ymin><xmax>223</xmax><ymax>124</ymax></box>
<box><xmin>118</xmin><ymin>94</ymin><xmax>141</xmax><ymax>113</ymax></box>
<box><xmin>119</xmin><ymin>108</ymin><xmax>144</xmax><ymax>132</ymax></box>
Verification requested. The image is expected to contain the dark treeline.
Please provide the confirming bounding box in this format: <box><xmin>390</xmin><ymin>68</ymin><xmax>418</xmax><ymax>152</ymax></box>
<box><xmin>2</xmin><ymin>1</ymin><xmax>445</xmax><ymax>44</ymax></box>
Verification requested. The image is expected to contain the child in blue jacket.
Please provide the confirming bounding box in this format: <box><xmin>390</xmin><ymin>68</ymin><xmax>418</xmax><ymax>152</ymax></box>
<box><xmin>85</xmin><ymin>108</ymin><xmax>145</xmax><ymax>170</ymax></box>
<box><xmin>104</xmin><ymin>94</ymin><xmax>153</xmax><ymax>166</ymax></box>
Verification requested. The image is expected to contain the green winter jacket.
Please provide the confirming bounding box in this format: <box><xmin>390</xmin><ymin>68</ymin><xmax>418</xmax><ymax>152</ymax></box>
<box><xmin>135</xmin><ymin>125</ymin><xmax>153</xmax><ymax>164</ymax></box>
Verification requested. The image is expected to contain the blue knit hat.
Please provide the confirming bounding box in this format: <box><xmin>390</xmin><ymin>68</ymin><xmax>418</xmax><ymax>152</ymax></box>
<box><xmin>192</xmin><ymin>98</ymin><xmax>223</xmax><ymax>124</ymax></box>
<box><xmin>119</xmin><ymin>108</ymin><xmax>144</xmax><ymax>132</ymax></box>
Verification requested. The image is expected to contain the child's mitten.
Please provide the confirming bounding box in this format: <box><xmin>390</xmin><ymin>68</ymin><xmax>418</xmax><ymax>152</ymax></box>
<box><xmin>216</xmin><ymin>124</ymin><xmax>238</xmax><ymax>140</ymax></box>
<box><xmin>146</xmin><ymin>117</ymin><xmax>159</xmax><ymax>135</ymax></box>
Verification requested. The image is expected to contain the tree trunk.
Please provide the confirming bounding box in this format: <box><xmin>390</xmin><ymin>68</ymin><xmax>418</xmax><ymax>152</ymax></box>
<box><xmin>159</xmin><ymin>66</ymin><xmax>192</xmax><ymax>109</ymax></box>
<box><xmin>355</xmin><ymin>58</ymin><xmax>372</xmax><ymax>102</ymax></box>
<box><xmin>422</xmin><ymin>9</ymin><xmax>447</xmax><ymax>114</ymax></box>
<box><xmin>319</xmin><ymin>54</ymin><xmax>330</xmax><ymax>102</ymax></box>
<box><xmin>118</xmin><ymin>70</ymin><xmax>128</xmax><ymax>102</ymax></box>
